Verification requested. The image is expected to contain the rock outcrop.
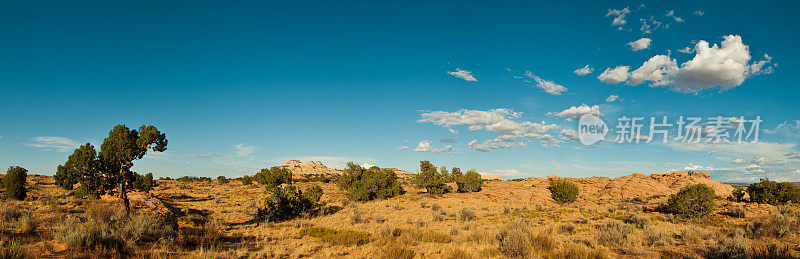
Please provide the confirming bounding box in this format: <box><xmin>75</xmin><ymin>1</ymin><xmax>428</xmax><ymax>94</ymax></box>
<box><xmin>526</xmin><ymin>171</ymin><xmax>734</xmax><ymax>200</ymax></box>
<box><xmin>279</xmin><ymin>160</ymin><xmax>341</xmax><ymax>179</ymax></box>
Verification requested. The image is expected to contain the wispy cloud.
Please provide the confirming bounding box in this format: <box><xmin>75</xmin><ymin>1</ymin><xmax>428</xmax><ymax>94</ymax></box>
<box><xmin>26</xmin><ymin>136</ymin><xmax>80</xmax><ymax>152</ymax></box>
<box><xmin>573</xmin><ymin>65</ymin><xmax>594</xmax><ymax>76</ymax></box>
<box><xmin>235</xmin><ymin>143</ymin><xmax>255</xmax><ymax>157</ymax></box>
<box><xmin>524</xmin><ymin>71</ymin><xmax>567</xmax><ymax>95</ymax></box>
<box><xmin>447</xmin><ymin>68</ymin><xmax>477</xmax><ymax>82</ymax></box>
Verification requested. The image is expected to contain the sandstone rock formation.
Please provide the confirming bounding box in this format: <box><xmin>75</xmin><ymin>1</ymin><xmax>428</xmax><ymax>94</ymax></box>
<box><xmin>526</xmin><ymin>171</ymin><xmax>734</xmax><ymax>200</ymax></box>
<box><xmin>279</xmin><ymin>160</ymin><xmax>341</xmax><ymax>179</ymax></box>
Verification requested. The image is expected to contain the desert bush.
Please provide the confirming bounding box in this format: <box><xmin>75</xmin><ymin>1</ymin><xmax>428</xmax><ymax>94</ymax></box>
<box><xmin>559</xmin><ymin>223</ymin><xmax>577</xmax><ymax>234</ymax></box>
<box><xmin>702</xmin><ymin>229</ymin><xmax>748</xmax><ymax>258</ymax></box>
<box><xmin>745</xmin><ymin>212</ymin><xmax>798</xmax><ymax>238</ymax></box>
<box><xmin>336</xmin><ymin>162</ymin><xmax>404</xmax><ymax>202</ymax></box>
<box><xmin>55</xmin><ymin>206</ymin><xmax>177</xmax><ymax>255</ymax></box>
<box><xmin>555</xmin><ymin>243</ymin><xmax>610</xmax><ymax>259</ymax></box>
<box><xmin>216</xmin><ymin>175</ymin><xmax>228</xmax><ymax>184</ymax></box>
<box><xmin>455</xmin><ymin>170</ymin><xmax>483</xmax><ymax>193</ymax></box>
<box><xmin>548</xmin><ymin>179</ymin><xmax>579</xmax><ymax>204</ymax></box>
<box><xmin>254</xmin><ymin>166</ymin><xmax>292</xmax><ymax>190</ymax></box>
<box><xmin>459</xmin><ymin>207</ymin><xmax>476</xmax><ymax>221</ymax></box>
<box><xmin>431</xmin><ymin>203</ymin><xmax>442</xmax><ymax>211</ymax></box>
<box><xmin>624</xmin><ymin>213</ymin><xmax>649</xmax><ymax>229</ymax></box>
<box><xmin>659</xmin><ymin>184</ymin><xmax>716</xmax><ymax>218</ymax></box>
<box><xmin>596</xmin><ymin>220</ymin><xmax>629</xmax><ymax>246</ymax></box>
<box><xmin>256</xmin><ymin>185</ymin><xmax>323</xmax><ymax>222</ymax></box>
<box><xmin>300</xmin><ymin>227</ymin><xmax>371</xmax><ymax>246</ymax></box>
<box><xmin>0</xmin><ymin>204</ymin><xmax>36</xmax><ymax>234</ymax></box>
<box><xmin>732</xmin><ymin>188</ymin><xmax>746</xmax><ymax>202</ymax></box>
<box><xmin>381</xmin><ymin>243</ymin><xmax>415</xmax><ymax>259</ymax></box>
<box><xmin>3</xmin><ymin>166</ymin><xmax>27</xmax><ymax>200</ymax></box>
<box><xmin>497</xmin><ymin>218</ymin><xmax>553</xmax><ymax>257</ymax></box>
<box><xmin>643</xmin><ymin>229</ymin><xmax>670</xmax><ymax>246</ymax></box>
<box><xmin>432</xmin><ymin>212</ymin><xmax>445</xmax><ymax>222</ymax></box>
<box><xmin>749</xmin><ymin>243</ymin><xmax>794</xmax><ymax>259</ymax></box>
<box><xmin>54</xmin><ymin>217</ymin><xmax>126</xmax><ymax>254</ymax></box>
<box><xmin>0</xmin><ymin>238</ymin><xmax>25</xmax><ymax>259</ymax></box>
<box><xmin>746</xmin><ymin>178</ymin><xmax>800</xmax><ymax>205</ymax></box>
<box><xmin>131</xmin><ymin>172</ymin><xmax>155</xmax><ymax>192</ymax></box>
<box><xmin>412</xmin><ymin>161</ymin><xmax>451</xmax><ymax>195</ymax></box>
<box><xmin>240</xmin><ymin>175</ymin><xmax>253</xmax><ymax>185</ymax></box>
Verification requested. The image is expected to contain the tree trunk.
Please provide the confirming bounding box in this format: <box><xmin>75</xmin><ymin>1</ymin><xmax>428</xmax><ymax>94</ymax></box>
<box><xmin>120</xmin><ymin>167</ymin><xmax>131</xmax><ymax>214</ymax></box>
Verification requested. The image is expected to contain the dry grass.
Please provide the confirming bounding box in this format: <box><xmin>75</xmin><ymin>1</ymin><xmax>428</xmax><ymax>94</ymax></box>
<box><xmin>300</xmin><ymin>227</ymin><xmax>371</xmax><ymax>246</ymax></box>
<box><xmin>4</xmin><ymin>174</ymin><xmax>800</xmax><ymax>258</ymax></box>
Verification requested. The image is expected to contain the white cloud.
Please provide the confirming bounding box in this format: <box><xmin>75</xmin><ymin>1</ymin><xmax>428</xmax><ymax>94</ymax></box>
<box><xmin>605</xmin><ymin>95</ymin><xmax>619</xmax><ymax>102</ymax></box>
<box><xmin>605</xmin><ymin>35</ymin><xmax>775</xmax><ymax>93</ymax></box>
<box><xmin>639</xmin><ymin>16</ymin><xmax>663</xmax><ymax>34</ymax></box>
<box><xmin>732</xmin><ymin>156</ymin><xmax>789</xmax><ymax>165</ymax></box>
<box><xmin>413</xmin><ymin>140</ymin><xmax>458</xmax><ymax>154</ymax></box>
<box><xmin>684</xmin><ymin>162</ymin><xmax>713</xmax><ymax>171</ymax></box>
<box><xmin>665</xmin><ymin>10</ymin><xmax>684</xmax><ymax>22</ymax></box>
<box><xmin>605</xmin><ymin>7</ymin><xmax>631</xmax><ymax>29</ymax></box>
<box><xmin>551</xmin><ymin>104</ymin><xmax>603</xmax><ymax>120</ymax></box>
<box><xmin>27</xmin><ymin>136</ymin><xmax>80</xmax><ymax>152</ymax></box>
<box><xmin>628</xmin><ymin>38</ymin><xmax>652</xmax><ymax>51</ymax></box>
<box><xmin>447</xmin><ymin>68</ymin><xmax>477</xmax><ymax>82</ymax></box>
<box><xmin>524</xmin><ymin>71</ymin><xmax>567</xmax><ymax>95</ymax></box>
<box><xmin>693</xmin><ymin>10</ymin><xmax>704</xmax><ymax>16</ymax></box>
<box><xmin>764</xmin><ymin>120</ymin><xmax>800</xmax><ymax>138</ymax></box>
<box><xmin>678</xmin><ymin>46</ymin><xmax>693</xmax><ymax>54</ymax></box>
<box><xmin>234</xmin><ymin>143</ymin><xmax>255</xmax><ymax>157</ymax></box>
<box><xmin>419</xmin><ymin>109</ymin><xmax>560</xmax><ymax>152</ymax></box>
<box><xmin>467</xmin><ymin>139</ymin><xmax>526</xmax><ymax>152</ymax></box>
<box><xmin>395</xmin><ymin>146</ymin><xmax>409</xmax><ymax>150</ymax></box>
<box><xmin>672</xmin><ymin>35</ymin><xmax>773</xmax><ymax>92</ymax></box>
<box><xmin>559</xmin><ymin>128</ymin><xmax>579</xmax><ymax>141</ymax></box>
<box><xmin>597</xmin><ymin>66</ymin><xmax>630</xmax><ymax>84</ymax></box>
<box><xmin>573</xmin><ymin>65</ymin><xmax>594</xmax><ymax>76</ymax></box>
<box><xmin>627</xmin><ymin>54</ymin><xmax>677</xmax><ymax>86</ymax></box>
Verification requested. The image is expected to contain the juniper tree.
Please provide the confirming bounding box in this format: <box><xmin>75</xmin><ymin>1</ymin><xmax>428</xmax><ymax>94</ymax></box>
<box><xmin>3</xmin><ymin>166</ymin><xmax>28</xmax><ymax>200</ymax></box>
<box><xmin>99</xmin><ymin>125</ymin><xmax>167</xmax><ymax>212</ymax></box>
<box><xmin>55</xmin><ymin>125</ymin><xmax>167</xmax><ymax>213</ymax></box>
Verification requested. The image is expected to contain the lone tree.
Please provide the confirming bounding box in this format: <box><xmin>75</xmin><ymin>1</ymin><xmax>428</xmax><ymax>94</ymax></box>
<box><xmin>55</xmin><ymin>125</ymin><xmax>167</xmax><ymax>213</ymax></box>
<box><xmin>3</xmin><ymin>166</ymin><xmax>28</xmax><ymax>200</ymax></box>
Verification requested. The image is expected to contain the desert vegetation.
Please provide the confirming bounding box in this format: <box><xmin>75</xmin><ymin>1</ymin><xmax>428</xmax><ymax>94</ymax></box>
<box><xmin>2</xmin><ymin>146</ymin><xmax>800</xmax><ymax>257</ymax></box>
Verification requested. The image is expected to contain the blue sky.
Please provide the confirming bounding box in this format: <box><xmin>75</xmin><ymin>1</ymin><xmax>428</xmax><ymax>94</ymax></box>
<box><xmin>1</xmin><ymin>1</ymin><xmax>798</xmax><ymax>182</ymax></box>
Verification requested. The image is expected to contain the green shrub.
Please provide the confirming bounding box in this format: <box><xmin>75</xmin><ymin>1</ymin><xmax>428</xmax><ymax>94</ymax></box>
<box><xmin>3</xmin><ymin>166</ymin><xmax>27</xmax><ymax>200</ymax></box>
<box><xmin>254</xmin><ymin>166</ymin><xmax>292</xmax><ymax>190</ymax></box>
<box><xmin>660</xmin><ymin>184</ymin><xmax>716</xmax><ymax>218</ymax></box>
<box><xmin>732</xmin><ymin>188</ymin><xmax>746</xmax><ymax>202</ymax></box>
<box><xmin>216</xmin><ymin>175</ymin><xmax>228</xmax><ymax>184</ymax></box>
<box><xmin>411</xmin><ymin>161</ymin><xmax>451</xmax><ymax>195</ymax></box>
<box><xmin>455</xmin><ymin>170</ymin><xmax>482</xmax><ymax>193</ymax></box>
<box><xmin>240</xmin><ymin>175</ymin><xmax>253</xmax><ymax>185</ymax></box>
<box><xmin>746</xmin><ymin>178</ymin><xmax>800</xmax><ymax>205</ymax></box>
<box><xmin>548</xmin><ymin>179</ymin><xmax>579</xmax><ymax>204</ymax></box>
<box><xmin>131</xmin><ymin>173</ymin><xmax>155</xmax><ymax>192</ymax></box>
<box><xmin>256</xmin><ymin>185</ymin><xmax>323</xmax><ymax>222</ymax></box>
<box><xmin>337</xmin><ymin>162</ymin><xmax>404</xmax><ymax>201</ymax></box>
